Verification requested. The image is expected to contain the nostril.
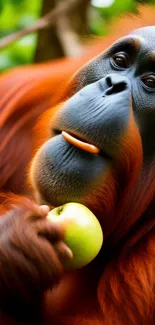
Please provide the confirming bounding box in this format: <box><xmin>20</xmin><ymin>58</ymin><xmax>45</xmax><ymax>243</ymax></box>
<box><xmin>105</xmin><ymin>81</ymin><xmax>128</xmax><ymax>96</ymax></box>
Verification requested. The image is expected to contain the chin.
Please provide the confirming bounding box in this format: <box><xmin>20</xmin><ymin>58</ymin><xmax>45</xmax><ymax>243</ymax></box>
<box><xmin>30</xmin><ymin>134</ymin><xmax>111</xmax><ymax>208</ymax></box>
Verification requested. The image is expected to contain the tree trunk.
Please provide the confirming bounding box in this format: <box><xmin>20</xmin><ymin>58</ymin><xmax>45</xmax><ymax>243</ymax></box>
<box><xmin>35</xmin><ymin>0</ymin><xmax>91</xmax><ymax>63</ymax></box>
<box><xmin>35</xmin><ymin>0</ymin><xmax>65</xmax><ymax>62</ymax></box>
<box><xmin>69</xmin><ymin>0</ymin><xmax>90</xmax><ymax>37</ymax></box>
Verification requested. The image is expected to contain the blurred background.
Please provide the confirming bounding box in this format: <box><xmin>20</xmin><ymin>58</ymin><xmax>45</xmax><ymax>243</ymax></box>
<box><xmin>0</xmin><ymin>0</ymin><xmax>155</xmax><ymax>72</ymax></box>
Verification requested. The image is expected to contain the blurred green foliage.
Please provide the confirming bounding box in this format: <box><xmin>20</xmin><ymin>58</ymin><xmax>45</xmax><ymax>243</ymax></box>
<box><xmin>90</xmin><ymin>0</ymin><xmax>136</xmax><ymax>35</ymax></box>
<box><xmin>0</xmin><ymin>0</ymin><xmax>155</xmax><ymax>72</ymax></box>
<box><xmin>90</xmin><ymin>0</ymin><xmax>155</xmax><ymax>35</ymax></box>
<box><xmin>0</xmin><ymin>0</ymin><xmax>42</xmax><ymax>71</ymax></box>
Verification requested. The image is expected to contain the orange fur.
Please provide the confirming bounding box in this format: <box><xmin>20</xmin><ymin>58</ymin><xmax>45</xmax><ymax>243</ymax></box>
<box><xmin>0</xmin><ymin>5</ymin><xmax>155</xmax><ymax>325</ymax></box>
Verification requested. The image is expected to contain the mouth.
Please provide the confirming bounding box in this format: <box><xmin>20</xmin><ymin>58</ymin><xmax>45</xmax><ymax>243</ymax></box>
<box><xmin>53</xmin><ymin>129</ymin><xmax>100</xmax><ymax>154</ymax></box>
<box><xmin>62</xmin><ymin>131</ymin><xmax>100</xmax><ymax>154</ymax></box>
<box><xmin>53</xmin><ymin>129</ymin><xmax>111</xmax><ymax>159</ymax></box>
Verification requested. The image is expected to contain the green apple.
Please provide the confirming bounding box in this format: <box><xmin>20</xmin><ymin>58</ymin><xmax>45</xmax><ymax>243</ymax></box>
<box><xmin>47</xmin><ymin>202</ymin><xmax>103</xmax><ymax>270</ymax></box>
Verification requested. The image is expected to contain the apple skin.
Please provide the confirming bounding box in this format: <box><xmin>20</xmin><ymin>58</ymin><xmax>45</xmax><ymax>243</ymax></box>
<box><xmin>47</xmin><ymin>202</ymin><xmax>103</xmax><ymax>270</ymax></box>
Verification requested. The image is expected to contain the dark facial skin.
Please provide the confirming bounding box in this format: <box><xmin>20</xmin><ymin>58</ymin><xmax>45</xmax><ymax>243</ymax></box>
<box><xmin>31</xmin><ymin>26</ymin><xmax>155</xmax><ymax>208</ymax></box>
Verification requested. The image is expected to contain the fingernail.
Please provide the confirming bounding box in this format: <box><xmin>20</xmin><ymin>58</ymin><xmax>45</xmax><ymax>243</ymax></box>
<box><xmin>40</xmin><ymin>205</ymin><xmax>50</xmax><ymax>214</ymax></box>
<box><xmin>64</xmin><ymin>247</ymin><xmax>73</xmax><ymax>261</ymax></box>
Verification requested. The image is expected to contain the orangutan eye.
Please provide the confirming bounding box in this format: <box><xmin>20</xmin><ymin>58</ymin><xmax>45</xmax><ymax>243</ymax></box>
<box><xmin>112</xmin><ymin>52</ymin><xmax>129</xmax><ymax>69</ymax></box>
<box><xmin>141</xmin><ymin>75</ymin><xmax>155</xmax><ymax>89</ymax></box>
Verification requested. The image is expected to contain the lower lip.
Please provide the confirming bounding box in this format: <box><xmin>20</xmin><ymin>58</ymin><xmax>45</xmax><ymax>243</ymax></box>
<box><xmin>62</xmin><ymin>131</ymin><xmax>100</xmax><ymax>154</ymax></box>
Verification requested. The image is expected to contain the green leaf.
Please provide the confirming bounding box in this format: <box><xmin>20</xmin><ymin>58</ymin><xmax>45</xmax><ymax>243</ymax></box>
<box><xmin>0</xmin><ymin>0</ymin><xmax>4</xmax><ymax>13</ymax></box>
<box><xmin>8</xmin><ymin>0</ymin><xmax>25</xmax><ymax>5</ymax></box>
<box><xmin>11</xmin><ymin>34</ymin><xmax>37</xmax><ymax>63</ymax></box>
<box><xmin>0</xmin><ymin>52</ymin><xmax>19</xmax><ymax>72</ymax></box>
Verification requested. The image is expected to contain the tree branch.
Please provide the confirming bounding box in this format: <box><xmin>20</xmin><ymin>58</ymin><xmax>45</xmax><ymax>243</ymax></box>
<box><xmin>0</xmin><ymin>0</ymin><xmax>84</xmax><ymax>50</ymax></box>
<box><xmin>56</xmin><ymin>15</ymin><xmax>84</xmax><ymax>57</ymax></box>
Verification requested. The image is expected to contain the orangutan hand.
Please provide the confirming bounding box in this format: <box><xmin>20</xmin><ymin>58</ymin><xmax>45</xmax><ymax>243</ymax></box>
<box><xmin>0</xmin><ymin>199</ymin><xmax>72</xmax><ymax>310</ymax></box>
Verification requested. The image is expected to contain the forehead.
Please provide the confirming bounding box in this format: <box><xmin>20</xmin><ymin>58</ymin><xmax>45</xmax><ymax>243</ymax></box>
<box><xmin>129</xmin><ymin>26</ymin><xmax>155</xmax><ymax>52</ymax></box>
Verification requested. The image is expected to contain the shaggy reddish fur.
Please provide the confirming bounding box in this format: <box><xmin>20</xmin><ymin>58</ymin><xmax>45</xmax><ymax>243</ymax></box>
<box><xmin>0</xmin><ymin>5</ymin><xmax>155</xmax><ymax>325</ymax></box>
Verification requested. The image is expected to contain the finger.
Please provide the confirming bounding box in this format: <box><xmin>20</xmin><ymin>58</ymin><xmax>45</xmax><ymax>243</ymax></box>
<box><xmin>40</xmin><ymin>205</ymin><xmax>50</xmax><ymax>215</ymax></box>
<box><xmin>17</xmin><ymin>225</ymin><xmax>64</xmax><ymax>287</ymax></box>
<box><xmin>35</xmin><ymin>219</ymin><xmax>65</xmax><ymax>243</ymax></box>
<box><xmin>54</xmin><ymin>241</ymin><xmax>73</xmax><ymax>263</ymax></box>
